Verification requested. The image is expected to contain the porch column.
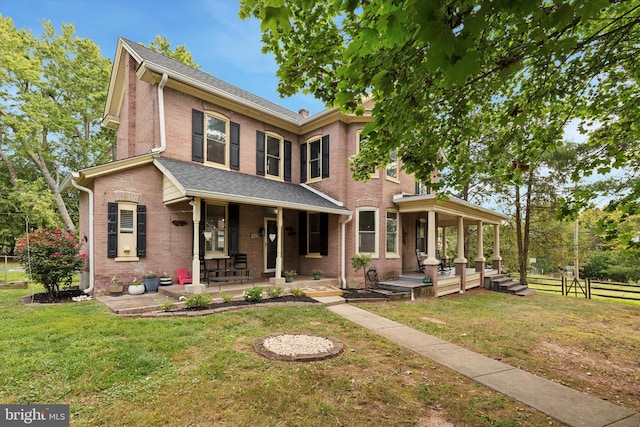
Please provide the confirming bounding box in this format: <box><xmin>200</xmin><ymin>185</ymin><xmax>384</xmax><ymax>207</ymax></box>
<box><xmin>270</xmin><ymin>207</ymin><xmax>285</xmax><ymax>285</ymax></box>
<box><xmin>186</xmin><ymin>197</ymin><xmax>205</xmax><ymax>294</ymax></box>
<box><xmin>441</xmin><ymin>226</ymin><xmax>447</xmax><ymax>266</ymax></box>
<box><xmin>493</xmin><ymin>224</ymin><xmax>502</xmax><ymax>272</ymax></box>
<box><xmin>454</xmin><ymin>216</ymin><xmax>467</xmax><ymax>287</ymax></box>
<box><xmin>475</xmin><ymin>221</ymin><xmax>485</xmax><ymax>272</ymax></box>
<box><xmin>424</xmin><ymin>210</ymin><xmax>440</xmax><ymax>289</ymax></box>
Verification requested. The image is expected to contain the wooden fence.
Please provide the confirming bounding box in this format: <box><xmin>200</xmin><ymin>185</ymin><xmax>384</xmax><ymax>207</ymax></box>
<box><xmin>527</xmin><ymin>274</ymin><xmax>640</xmax><ymax>303</ymax></box>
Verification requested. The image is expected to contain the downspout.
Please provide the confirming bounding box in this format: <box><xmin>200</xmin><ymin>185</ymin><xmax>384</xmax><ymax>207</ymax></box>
<box><xmin>340</xmin><ymin>214</ymin><xmax>353</xmax><ymax>288</ymax></box>
<box><xmin>70</xmin><ymin>174</ymin><xmax>94</xmax><ymax>294</ymax></box>
<box><xmin>151</xmin><ymin>73</ymin><xmax>168</xmax><ymax>153</ymax></box>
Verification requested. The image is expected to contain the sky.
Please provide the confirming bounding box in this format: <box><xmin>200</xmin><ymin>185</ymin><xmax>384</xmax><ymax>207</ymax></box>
<box><xmin>1</xmin><ymin>0</ymin><xmax>327</xmax><ymax>115</ymax></box>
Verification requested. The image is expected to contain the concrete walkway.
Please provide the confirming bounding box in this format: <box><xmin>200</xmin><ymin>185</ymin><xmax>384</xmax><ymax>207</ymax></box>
<box><xmin>325</xmin><ymin>302</ymin><xmax>639</xmax><ymax>427</ymax></box>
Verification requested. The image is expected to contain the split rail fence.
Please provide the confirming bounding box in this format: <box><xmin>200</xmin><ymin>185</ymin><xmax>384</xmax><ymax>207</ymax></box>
<box><xmin>527</xmin><ymin>274</ymin><xmax>640</xmax><ymax>303</ymax></box>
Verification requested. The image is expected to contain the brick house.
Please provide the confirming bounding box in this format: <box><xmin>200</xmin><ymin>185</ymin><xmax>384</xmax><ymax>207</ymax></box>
<box><xmin>63</xmin><ymin>38</ymin><xmax>508</xmax><ymax>296</ymax></box>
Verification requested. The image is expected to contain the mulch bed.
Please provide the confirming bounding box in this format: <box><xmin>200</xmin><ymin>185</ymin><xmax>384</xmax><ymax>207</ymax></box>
<box><xmin>341</xmin><ymin>288</ymin><xmax>389</xmax><ymax>300</ymax></box>
<box><xmin>183</xmin><ymin>295</ymin><xmax>319</xmax><ymax>311</ymax></box>
<box><xmin>24</xmin><ymin>287</ymin><xmax>84</xmax><ymax>304</ymax></box>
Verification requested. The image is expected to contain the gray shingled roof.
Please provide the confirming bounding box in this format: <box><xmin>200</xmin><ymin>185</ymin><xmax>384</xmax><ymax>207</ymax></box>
<box><xmin>155</xmin><ymin>157</ymin><xmax>349</xmax><ymax>214</ymax></box>
<box><xmin>120</xmin><ymin>38</ymin><xmax>307</xmax><ymax>123</ymax></box>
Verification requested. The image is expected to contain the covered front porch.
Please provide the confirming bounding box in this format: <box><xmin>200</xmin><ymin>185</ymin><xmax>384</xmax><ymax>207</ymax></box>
<box><xmin>394</xmin><ymin>193</ymin><xmax>509</xmax><ymax>297</ymax></box>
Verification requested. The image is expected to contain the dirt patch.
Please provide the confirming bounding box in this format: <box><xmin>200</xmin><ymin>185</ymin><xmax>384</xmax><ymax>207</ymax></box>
<box><xmin>536</xmin><ymin>341</ymin><xmax>640</xmax><ymax>408</ymax></box>
<box><xmin>421</xmin><ymin>316</ymin><xmax>447</xmax><ymax>325</ymax></box>
<box><xmin>417</xmin><ymin>410</ymin><xmax>454</xmax><ymax>427</ymax></box>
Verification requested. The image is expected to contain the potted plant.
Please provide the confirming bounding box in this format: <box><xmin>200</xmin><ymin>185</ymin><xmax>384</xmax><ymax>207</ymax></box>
<box><xmin>312</xmin><ymin>269</ymin><xmax>323</xmax><ymax>280</ymax></box>
<box><xmin>108</xmin><ymin>277</ymin><xmax>123</xmax><ymax>296</ymax></box>
<box><xmin>143</xmin><ymin>271</ymin><xmax>159</xmax><ymax>293</ymax></box>
<box><xmin>160</xmin><ymin>272</ymin><xmax>172</xmax><ymax>286</ymax></box>
<box><xmin>128</xmin><ymin>278</ymin><xmax>145</xmax><ymax>295</ymax></box>
<box><xmin>284</xmin><ymin>270</ymin><xmax>297</xmax><ymax>283</ymax></box>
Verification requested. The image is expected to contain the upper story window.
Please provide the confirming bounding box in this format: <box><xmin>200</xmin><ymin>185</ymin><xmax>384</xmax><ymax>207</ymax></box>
<box><xmin>386</xmin><ymin>210</ymin><xmax>399</xmax><ymax>256</ymax></box>
<box><xmin>206</xmin><ymin>113</ymin><xmax>229</xmax><ymax>166</ymax></box>
<box><xmin>386</xmin><ymin>149</ymin><xmax>398</xmax><ymax>181</ymax></box>
<box><xmin>257</xmin><ymin>131</ymin><xmax>292</xmax><ymax>181</ymax></box>
<box><xmin>301</xmin><ymin>135</ymin><xmax>330</xmax><ymax>182</ymax></box>
<box><xmin>266</xmin><ymin>133</ymin><xmax>283</xmax><ymax>178</ymax></box>
<box><xmin>416</xmin><ymin>181</ymin><xmax>432</xmax><ymax>195</ymax></box>
<box><xmin>356</xmin><ymin>130</ymin><xmax>378</xmax><ymax>177</ymax></box>
<box><xmin>192</xmin><ymin>109</ymin><xmax>240</xmax><ymax>170</ymax></box>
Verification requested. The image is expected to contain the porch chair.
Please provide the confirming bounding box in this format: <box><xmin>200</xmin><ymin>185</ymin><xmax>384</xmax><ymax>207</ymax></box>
<box><xmin>415</xmin><ymin>249</ymin><xmax>425</xmax><ymax>273</ymax></box>
<box><xmin>176</xmin><ymin>268</ymin><xmax>193</xmax><ymax>285</ymax></box>
<box><xmin>435</xmin><ymin>250</ymin><xmax>450</xmax><ymax>272</ymax></box>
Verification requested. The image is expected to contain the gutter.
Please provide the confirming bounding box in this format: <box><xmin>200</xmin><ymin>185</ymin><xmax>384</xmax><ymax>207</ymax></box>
<box><xmin>340</xmin><ymin>214</ymin><xmax>353</xmax><ymax>288</ymax></box>
<box><xmin>151</xmin><ymin>73</ymin><xmax>168</xmax><ymax>154</ymax></box>
<box><xmin>70</xmin><ymin>174</ymin><xmax>94</xmax><ymax>294</ymax></box>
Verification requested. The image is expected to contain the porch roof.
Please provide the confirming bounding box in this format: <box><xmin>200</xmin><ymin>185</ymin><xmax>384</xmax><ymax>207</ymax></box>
<box><xmin>154</xmin><ymin>157</ymin><xmax>351</xmax><ymax>215</ymax></box>
<box><xmin>393</xmin><ymin>193</ymin><xmax>509</xmax><ymax>226</ymax></box>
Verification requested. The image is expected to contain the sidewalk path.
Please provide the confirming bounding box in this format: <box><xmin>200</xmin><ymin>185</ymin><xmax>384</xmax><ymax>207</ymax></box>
<box><xmin>326</xmin><ymin>303</ymin><xmax>640</xmax><ymax>427</ymax></box>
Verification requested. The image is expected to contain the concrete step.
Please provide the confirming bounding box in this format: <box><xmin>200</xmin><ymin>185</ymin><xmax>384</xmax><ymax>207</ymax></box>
<box><xmin>516</xmin><ymin>288</ymin><xmax>537</xmax><ymax>297</ymax></box>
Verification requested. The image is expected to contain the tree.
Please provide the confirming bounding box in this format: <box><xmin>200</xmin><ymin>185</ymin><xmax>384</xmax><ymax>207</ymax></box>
<box><xmin>0</xmin><ymin>17</ymin><xmax>113</xmax><ymax>231</ymax></box>
<box><xmin>239</xmin><ymin>0</ymin><xmax>639</xmax><ymax>210</ymax></box>
<box><xmin>141</xmin><ymin>35</ymin><xmax>201</xmax><ymax>69</ymax></box>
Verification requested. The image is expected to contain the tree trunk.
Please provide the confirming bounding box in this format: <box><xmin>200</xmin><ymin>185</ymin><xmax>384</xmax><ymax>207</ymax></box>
<box><xmin>28</xmin><ymin>151</ymin><xmax>76</xmax><ymax>231</ymax></box>
<box><xmin>0</xmin><ymin>138</ymin><xmax>18</xmax><ymax>186</ymax></box>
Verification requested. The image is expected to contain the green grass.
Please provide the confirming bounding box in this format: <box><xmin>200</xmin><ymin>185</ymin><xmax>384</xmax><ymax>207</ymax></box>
<box><xmin>2</xmin><ymin>273</ymin><xmax>638</xmax><ymax>425</ymax></box>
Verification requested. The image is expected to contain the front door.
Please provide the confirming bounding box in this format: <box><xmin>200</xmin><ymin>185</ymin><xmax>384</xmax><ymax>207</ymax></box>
<box><xmin>264</xmin><ymin>219</ymin><xmax>278</xmax><ymax>273</ymax></box>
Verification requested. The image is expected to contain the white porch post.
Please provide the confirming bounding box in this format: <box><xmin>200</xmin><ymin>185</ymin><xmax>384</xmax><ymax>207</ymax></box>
<box><xmin>454</xmin><ymin>216</ymin><xmax>467</xmax><ymax>276</ymax></box>
<box><xmin>475</xmin><ymin>221</ymin><xmax>485</xmax><ymax>272</ymax></box>
<box><xmin>270</xmin><ymin>207</ymin><xmax>285</xmax><ymax>285</ymax></box>
<box><xmin>441</xmin><ymin>226</ymin><xmax>447</xmax><ymax>264</ymax></box>
<box><xmin>424</xmin><ymin>211</ymin><xmax>440</xmax><ymax>288</ymax></box>
<box><xmin>493</xmin><ymin>224</ymin><xmax>502</xmax><ymax>272</ymax></box>
<box><xmin>186</xmin><ymin>197</ymin><xmax>205</xmax><ymax>294</ymax></box>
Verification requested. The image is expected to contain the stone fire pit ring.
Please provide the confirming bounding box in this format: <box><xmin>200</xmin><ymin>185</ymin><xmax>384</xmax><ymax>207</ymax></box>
<box><xmin>253</xmin><ymin>333</ymin><xmax>343</xmax><ymax>362</ymax></box>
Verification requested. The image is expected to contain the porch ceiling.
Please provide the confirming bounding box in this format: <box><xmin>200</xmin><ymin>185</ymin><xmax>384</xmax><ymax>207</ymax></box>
<box><xmin>393</xmin><ymin>194</ymin><xmax>509</xmax><ymax>226</ymax></box>
<box><xmin>154</xmin><ymin>156</ymin><xmax>351</xmax><ymax>215</ymax></box>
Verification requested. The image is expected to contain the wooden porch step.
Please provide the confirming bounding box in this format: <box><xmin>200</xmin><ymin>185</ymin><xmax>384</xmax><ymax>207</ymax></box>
<box><xmin>515</xmin><ymin>288</ymin><xmax>537</xmax><ymax>297</ymax></box>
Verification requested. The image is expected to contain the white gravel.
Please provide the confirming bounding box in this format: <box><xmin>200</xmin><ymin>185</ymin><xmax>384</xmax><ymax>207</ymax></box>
<box><xmin>262</xmin><ymin>334</ymin><xmax>335</xmax><ymax>356</ymax></box>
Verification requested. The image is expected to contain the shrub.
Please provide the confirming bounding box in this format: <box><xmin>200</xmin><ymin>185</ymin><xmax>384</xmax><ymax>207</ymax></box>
<box><xmin>290</xmin><ymin>287</ymin><xmax>304</xmax><ymax>298</ymax></box>
<box><xmin>160</xmin><ymin>298</ymin><xmax>174</xmax><ymax>311</ymax></box>
<box><xmin>267</xmin><ymin>286</ymin><xmax>283</xmax><ymax>298</ymax></box>
<box><xmin>243</xmin><ymin>286</ymin><xmax>263</xmax><ymax>302</ymax></box>
<box><xmin>15</xmin><ymin>228</ymin><xmax>85</xmax><ymax>298</ymax></box>
<box><xmin>219</xmin><ymin>291</ymin><xmax>234</xmax><ymax>303</ymax></box>
<box><xmin>184</xmin><ymin>294</ymin><xmax>212</xmax><ymax>309</ymax></box>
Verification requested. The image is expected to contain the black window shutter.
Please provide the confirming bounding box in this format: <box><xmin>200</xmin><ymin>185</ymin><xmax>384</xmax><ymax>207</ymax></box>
<box><xmin>415</xmin><ymin>182</ymin><xmax>420</xmax><ymax>195</ymax></box>
<box><xmin>230</xmin><ymin>122</ymin><xmax>240</xmax><ymax>170</ymax></box>
<box><xmin>136</xmin><ymin>205</ymin><xmax>146</xmax><ymax>257</ymax></box>
<box><xmin>256</xmin><ymin>131</ymin><xmax>265</xmax><ymax>176</ymax></box>
<box><xmin>321</xmin><ymin>135</ymin><xmax>330</xmax><ymax>178</ymax></box>
<box><xmin>228</xmin><ymin>204</ymin><xmax>239</xmax><ymax>255</ymax></box>
<box><xmin>300</xmin><ymin>143</ymin><xmax>307</xmax><ymax>183</ymax></box>
<box><xmin>298</xmin><ymin>211</ymin><xmax>308</xmax><ymax>255</ymax></box>
<box><xmin>107</xmin><ymin>202</ymin><xmax>118</xmax><ymax>258</ymax></box>
<box><xmin>192</xmin><ymin>109</ymin><xmax>204</xmax><ymax>163</ymax></box>
<box><xmin>284</xmin><ymin>140</ymin><xmax>292</xmax><ymax>182</ymax></box>
<box><xmin>320</xmin><ymin>213</ymin><xmax>329</xmax><ymax>255</ymax></box>
<box><xmin>199</xmin><ymin>201</ymin><xmax>206</xmax><ymax>260</ymax></box>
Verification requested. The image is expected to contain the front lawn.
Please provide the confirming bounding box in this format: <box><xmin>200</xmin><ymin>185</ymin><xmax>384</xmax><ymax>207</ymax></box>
<box><xmin>2</xmin><ymin>282</ymin><xmax>637</xmax><ymax>425</ymax></box>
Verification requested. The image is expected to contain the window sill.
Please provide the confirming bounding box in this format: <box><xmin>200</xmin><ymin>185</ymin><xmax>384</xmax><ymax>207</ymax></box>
<box><xmin>115</xmin><ymin>256</ymin><xmax>140</xmax><ymax>262</ymax></box>
<box><xmin>305</xmin><ymin>254</ymin><xmax>323</xmax><ymax>259</ymax></box>
<box><xmin>385</xmin><ymin>254</ymin><xmax>400</xmax><ymax>259</ymax></box>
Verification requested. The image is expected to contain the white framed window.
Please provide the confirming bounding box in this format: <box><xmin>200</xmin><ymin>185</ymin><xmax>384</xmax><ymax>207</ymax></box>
<box><xmin>308</xmin><ymin>137</ymin><xmax>321</xmax><ymax>180</ymax></box>
<box><xmin>386</xmin><ymin>149</ymin><xmax>398</xmax><ymax>181</ymax></box>
<box><xmin>204</xmin><ymin>203</ymin><xmax>227</xmax><ymax>256</ymax></box>
<box><xmin>205</xmin><ymin>112</ymin><xmax>229</xmax><ymax>167</ymax></box>
<box><xmin>117</xmin><ymin>202</ymin><xmax>136</xmax><ymax>258</ymax></box>
<box><xmin>386</xmin><ymin>210</ymin><xmax>399</xmax><ymax>256</ymax></box>
<box><xmin>265</xmin><ymin>132</ymin><xmax>284</xmax><ymax>179</ymax></box>
<box><xmin>302</xmin><ymin>135</ymin><xmax>329</xmax><ymax>182</ymax></box>
<box><xmin>356</xmin><ymin>129</ymin><xmax>378</xmax><ymax>177</ymax></box>
<box><xmin>356</xmin><ymin>207</ymin><xmax>378</xmax><ymax>257</ymax></box>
